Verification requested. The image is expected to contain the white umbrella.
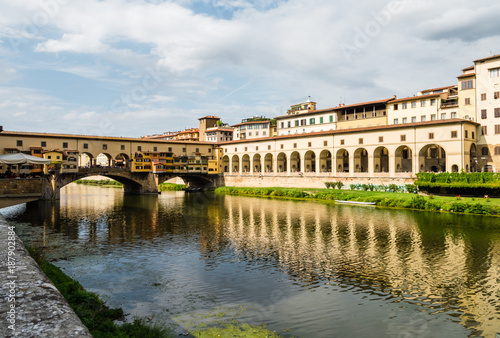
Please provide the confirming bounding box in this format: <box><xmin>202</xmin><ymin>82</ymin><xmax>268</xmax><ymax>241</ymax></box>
<box><xmin>0</xmin><ymin>153</ymin><xmax>51</xmax><ymax>165</ymax></box>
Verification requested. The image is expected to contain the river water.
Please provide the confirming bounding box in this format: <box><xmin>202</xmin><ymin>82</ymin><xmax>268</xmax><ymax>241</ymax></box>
<box><xmin>3</xmin><ymin>184</ymin><xmax>500</xmax><ymax>337</ymax></box>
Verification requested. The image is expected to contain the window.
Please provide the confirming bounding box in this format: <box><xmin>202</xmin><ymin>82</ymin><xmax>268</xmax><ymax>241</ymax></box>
<box><xmin>280</xmin><ymin>144</ymin><xmax>284</xmax><ymax>149</ymax></box>
<box><xmin>461</xmin><ymin>80</ymin><xmax>474</xmax><ymax>90</ymax></box>
<box><xmin>287</xmin><ymin>121</ymin><xmax>291</xmax><ymax>128</ymax></box>
<box><xmin>394</xmin><ymin>118</ymin><xmax>399</xmax><ymax>124</ymax></box>
<box><xmin>472</xmin><ymin>131</ymin><xmax>475</xmax><ymax>139</ymax></box>
<box><xmin>465</xmin><ymin>98</ymin><xmax>471</xmax><ymax>105</ymax></box>
<box><xmin>324</xmin><ymin>141</ymin><xmax>328</xmax><ymax>146</ymax></box>
<box><xmin>340</xmin><ymin>139</ymin><xmax>345</xmax><ymax>145</ymax></box>
<box><xmin>482</xmin><ymin>147</ymin><xmax>489</xmax><ymax>156</ymax></box>
<box><xmin>491</xmin><ymin>68</ymin><xmax>500</xmax><ymax>78</ymax></box>
<box><xmin>329</xmin><ymin>115</ymin><xmax>334</xmax><ymax>123</ymax></box>
<box><xmin>402</xmin><ymin>102</ymin><xmax>408</xmax><ymax>109</ymax></box>
<box><xmin>293</xmin><ymin>143</ymin><xmax>297</xmax><ymax>148</ymax></box>
<box><xmin>421</xmin><ymin>115</ymin><xmax>426</xmax><ymax>122</ymax></box>
<box><xmin>63</xmin><ymin>142</ymin><xmax>68</xmax><ymax>148</ymax></box>
<box><xmin>495</xmin><ymin>108</ymin><xmax>500</xmax><ymax>118</ymax></box>
<box><xmin>421</xmin><ymin>100</ymin><xmax>426</xmax><ymax>107</ymax></box>
<box><xmin>256</xmin><ymin>131</ymin><xmax>259</xmax><ymax>136</ymax></box>
<box><xmin>451</xmin><ymin>131</ymin><xmax>457</xmax><ymax>138</ymax></box>
<box><xmin>263</xmin><ymin>131</ymin><xmax>267</xmax><ymax>136</ymax></box>
<box><xmin>402</xmin><ymin>117</ymin><xmax>407</xmax><ymax>124</ymax></box>
<box><xmin>268</xmin><ymin>145</ymin><xmax>271</xmax><ymax>150</ymax></box>
<box><xmin>153</xmin><ymin>146</ymin><xmax>158</xmax><ymax>151</ymax></box>
<box><xmin>308</xmin><ymin>142</ymin><xmax>312</xmax><ymax>147</ymax></box>
<box><xmin>496</xmin><ymin>125</ymin><xmax>500</xmax><ymax>135</ymax></box>
<box><xmin>83</xmin><ymin>143</ymin><xmax>88</xmax><ymax>149</ymax></box>
<box><xmin>244</xmin><ymin>147</ymin><xmax>247</xmax><ymax>151</ymax></box>
<box><xmin>451</xmin><ymin>112</ymin><xmax>457</xmax><ymax>119</ymax></box>
<box><xmin>411</xmin><ymin>116</ymin><xmax>417</xmax><ymax>123</ymax></box>
<box><xmin>400</xmin><ymin>135</ymin><xmax>406</xmax><ymax>141</ymax></box>
<box><xmin>295</xmin><ymin>120</ymin><xmax>299</xmax><ymax>127</ymax></box>
<box><xmin>482</xmin><ymin>126</ymin><xmax>487</xmax><ymax>135</ymax></box>
<box><xmin>482</xmin><ymin>109</ymin><xmax>487</xmax><ymax>119</ymax></box>
<box><xmin>182</xmin><ymin>147</ymin><xmax>186</xmax><ymax>152</ymax></box>
<box><xmin>394</xmin><ymin>104</ymin><xmax>399</xmax><ymax>110</ymax></box>
<box><xmin>234</xmin><ymin>147</ymin><xmax>237</xmax><ymax>152</ymax></box>
<box><xmin>379</xmin><ymin>136</ymin><xmax>383</xmax><ymax>142</ymax></box>
<box><xmin>495</xmin><ymin>92</ymin><xmax>499</xmax><ymax>99</ymax></box>
<box><xmin>465</xmin><ymin>130</ymin><xmax>468</xmax><ymax>138</ymax></box>
<box><xmin>431</xmin><ymin>114</ymin><xmax>436</xmax><ymax>121</ymax></box>
<box><xmin>249</xmin><ymin>132</ymin><xmax>252</xmax><ymax>136</ymax></box>
<box><xmin>495</xmin><ymin>147</ymin><xmax>500</xmax><ymax>155</ymax></box>
<box><xmin>430</xmin><ymin>99</ymin><xmax>436</xmax><ymax>106</ymax></box>
<box><xmin>280</xmin><ymin>122</ymin><xmax>284</xmax><ymax>129</ymax></box>
<box><xmin>429</xmin><ymin>133</ymin><xmax>434</xmax><ymax>139</ymax></box>
<box><xmin>359</xmin><ymin>138</ymin><xmax>363</xmax><ymax>144</ymax></box>
<box><xmin>137</xmin><ymin>146</ymin><xmax>142</xmax><ymax>151</ymax></box>
<box><xmin>309</xmin><ymin>118</ymin><xmax>315</xmax><ymax>125</ymax></box>
<box><xmin>301</xmin><ymin>119</ymin><xmax>306</xmax><ymax>126</ymax></box>
<box><xmin>411</xmin><ymin>101</ymin><xmax>416</xmax><ymax>108</ymax></box>
<box><xmin>320</xmin><ymin>117</ymin><xmax>324</xmax><ymax>124</ymax></box>
<box><xmin>16</xmin><ymin>140</ymin><xmax>22</xmax><ymax>147</ymax></box>
<box><xmin>481</xmin><ymin>93</ymin><xmax>487</xmax><ymax>101</ymax></box>
<box><xmin>441</xmin><ymin>113</ymin><xmax>447</xmax><ymax>120</ymax></box>
<box><xmin>256</xmin><ymin>146</ymin><xmax>259</xmax><ymax>151</ymax></box>
<box><xmin>195</xmin><ymin>148</ymin><xmax>199</xmax><ymax>153</ymax></box>
<box><xmin>103</xmin><ymin>144</ymin><xmax>107</xmax><ymax>150</ymax></box>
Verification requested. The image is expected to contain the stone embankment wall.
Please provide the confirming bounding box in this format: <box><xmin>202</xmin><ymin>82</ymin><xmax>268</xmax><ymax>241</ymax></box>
<box><xmin>0</xmin><ymin>179</ymin><xmax>43</xmax><ymax>197</ymax></box>
<box><xmin>222</xmin><ymin>174</ymin><xmax>414</xmax><ymax>189</ymax></box>
<box><xmin>0</xmin><ymin>213</ymin><xmax>90</xmax><ymax>337</ymax></box>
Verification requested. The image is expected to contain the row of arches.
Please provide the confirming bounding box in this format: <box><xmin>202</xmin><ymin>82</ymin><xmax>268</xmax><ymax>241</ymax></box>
<box><xmin>222</xmin><ymin>144</ymin><xmax>453</xmax><ymax>174</ymax></box>
<box><xmin>79</xmin><ymin>152</ymin><xmax>131</xmax><ymax>168</ymax></box>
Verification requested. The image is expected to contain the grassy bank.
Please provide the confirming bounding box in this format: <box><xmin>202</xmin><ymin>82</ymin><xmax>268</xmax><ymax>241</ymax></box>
<box><xmin>214</xmin><ymin>186</ymin><xmax>500</xmax><ymax>216</ymax></box>
<box><xmin>75</xmin><ymin>179</ymin><xmax>123</xmax><ymax>188</ymax></box>
<box><xmin>158</xmin><ymin>183</ymin><xmax>186</xmax><ymax>191</ymax></box>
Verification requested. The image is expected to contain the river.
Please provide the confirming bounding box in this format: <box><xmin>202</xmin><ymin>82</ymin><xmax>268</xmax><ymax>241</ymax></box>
<box><xmin>3</xmin><ymin>184</ymin><xmax>500</xmax><ymax>337</ymax></box>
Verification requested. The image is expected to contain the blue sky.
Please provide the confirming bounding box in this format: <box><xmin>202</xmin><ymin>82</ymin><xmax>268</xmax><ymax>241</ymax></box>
<box><xmin>1</xmin><ymin>0</ymin><xmax>500</xmax><ymax>137</ymax></box>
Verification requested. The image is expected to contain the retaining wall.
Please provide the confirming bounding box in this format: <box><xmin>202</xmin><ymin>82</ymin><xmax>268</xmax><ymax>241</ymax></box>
<box><xmin>0</xmin><ymin>213</ymin><xmax>90</xmax><ymax>337</ymax></box>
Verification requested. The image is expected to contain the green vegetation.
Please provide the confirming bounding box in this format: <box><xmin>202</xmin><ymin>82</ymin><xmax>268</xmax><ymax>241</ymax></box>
<box><xmin>415</xmin><ymin>172</ymin><xmax>500</xmax><ymax>196</ymax></box>
<box><xmin>75</xmin><ymin>179</ymin><xmax>123</xmax><ymax>188</ymax></box>
<box><xmin>191</xmin><ymin>323</ymin><xmax>283</xmax><ymax>337</ymax></box>
<box><xmin>215</xmin><ymin>186</ymin><xmax>500</xmax><ymax>216</ymax></box>
<box><xmin>27</xmin><ymin>247</ymin><xmax>174</xmax><ymax>338</ymax></box>
<box><xmin>158</xmin><ymin>183</ymin><xmax>186</xmax><ymax>191</ymax></box>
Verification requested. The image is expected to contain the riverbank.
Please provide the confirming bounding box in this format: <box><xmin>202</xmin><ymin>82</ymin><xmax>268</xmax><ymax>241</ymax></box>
<box><xmin>214</xmin><ymin>186</ymin><xmax>500</xmax><ymax>216</ymax></box>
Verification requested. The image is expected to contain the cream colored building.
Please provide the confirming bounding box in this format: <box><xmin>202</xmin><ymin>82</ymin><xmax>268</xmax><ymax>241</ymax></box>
<box><xmin>233</xmin><ymin>117</ymin><xmax>273</xmax><ymax>140</ymax></box>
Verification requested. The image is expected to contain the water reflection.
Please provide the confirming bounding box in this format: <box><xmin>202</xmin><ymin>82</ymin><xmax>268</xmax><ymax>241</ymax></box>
<box><xmin>5</xmin><ymin>184</ymin><xmax>500</xmax><ymax>337</ymax></box>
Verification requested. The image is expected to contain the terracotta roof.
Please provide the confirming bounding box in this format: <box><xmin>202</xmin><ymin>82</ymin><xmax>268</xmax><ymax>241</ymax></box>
<box><xmin>457</xmin><ymin>73</ymin><xmax>475</xmax><ymax>79</ymax></box>
<box><xmin>390</xmin><ymin>93</ymin><xmax>442</xmax><ymax>103</ymax></box>
<box><xmin>0</xmin><ymin>130</ymin><xmax>214</xmax><ymax>145</ymax></box>
<box><xmin>218</xmin><ymin>118</ymin><xmax>478</xmax><ymax>145</ymax></box>
<box><xmin>462</xmin><ymin>66</ymin><xmax>474</xmax><ymax>71</ymax></box>
<box><xmin>275</xmin><ymin>97</ymin><xmax>394</xmax><ymax>120</ymax></box>
<box><xmin>232</xmin><ymin>120</ymin><xmax>271</xmax><ymax>127</ymax></box>
<box><xmin>420</xmin><ymin>85</ymin><xmax>455</xmax><ymax>93</ymax></box>
<box><xmin>474</xmin><ymin>54</ymin><xmax>500</xmax><ymax>63</ymax></box>
<box><xmin>198</xmin><ymin>115</ymin><xmax>220</xmax><ymax>120</ymax></box>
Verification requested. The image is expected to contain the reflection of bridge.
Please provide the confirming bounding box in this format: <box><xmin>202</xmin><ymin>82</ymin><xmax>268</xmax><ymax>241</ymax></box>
<box><xmin>41</xmin><ymin>168</ymin><xmax>222</xmax><ymax>199</ymax></box>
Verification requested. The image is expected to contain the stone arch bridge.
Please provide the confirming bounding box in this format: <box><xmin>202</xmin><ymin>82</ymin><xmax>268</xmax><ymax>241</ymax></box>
<box><xmin>41</xmin><ymin>168</ymin><xmax>223</xmax><ymax>199</ymax></box>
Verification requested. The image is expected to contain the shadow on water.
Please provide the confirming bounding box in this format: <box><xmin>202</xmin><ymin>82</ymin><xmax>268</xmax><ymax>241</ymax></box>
<box><xmin>4</xmin><ymin>184</ymin><xmax>500</xmax><ymax>337</ymax></box>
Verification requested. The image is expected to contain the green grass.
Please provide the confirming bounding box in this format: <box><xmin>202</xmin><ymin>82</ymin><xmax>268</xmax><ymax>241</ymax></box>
<box><xmin>75</xmin><ymin>179</ymin><xmax>123</xmax><ymax>188</ymax></box>
<box><xmin>214</xmin><ymin>186</ymin><xmax>500</xmax><ymax>216</ymax></box>
<box><xmin>158</xmin><ymin>183</ymin><xmax>186</xmax><ymax>191</ymax></box>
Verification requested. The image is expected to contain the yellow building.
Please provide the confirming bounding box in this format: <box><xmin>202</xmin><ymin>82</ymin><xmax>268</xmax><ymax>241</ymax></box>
<box><xmin>43</xmin><ymin>150</ymin><xmax>63</xmax><ymax>174</ymax></box>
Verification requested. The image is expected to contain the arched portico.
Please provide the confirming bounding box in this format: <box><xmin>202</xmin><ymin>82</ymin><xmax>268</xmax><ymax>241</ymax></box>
<box><xmin>231</xmin><ymin>155</ymin><xmax>240</xmax><ymax>174</ymax></box>
<box><xmin>264</xmin><ymin>153</ymin><xmax>273</xmax><ymax>172</ymax></box>
<box><xmin>304</xmin><ymin>151</ymin><xmax>316</xmax><ymax>173</ymax></box>
<box><xmin>277</xmin><ymin>153</ymin><xmax>287</xmax><ymax>173</ymax></box>
<box><xmin>354</xmin><ymin>148</ymin><xmax>368</xmax><ymax>173</ymax></box>
<box><xmin>469</xmin><ymin>144</ymin><xmax>478</xmax><ymax>172</ymax></box>
<box><xmin>253</xmin><ymin>154</ymin><xmax>261</xmax><ymax>173</ymax></box>
<box><xmin>222</xmin><ymin>155</ymin><xmax>230</xmax><ymax>173</ymax></box>
<box><xmin>395</xmin><ymin>145</ymin><xmax>412</xmax><ymax>173</ymax></box>
<box><xmin>290</xmin><ymin>152</ymin><xmax>301</xmax><ymax>173</ymax></box>
<box><xmin>373</xmin><ymin>146</ymin><xmax>389</xmax><ymax>173</ymax></box>
<box><xmin>319</xmin><ymin>150</ymin><xmax>332</xmax><ymax>173</ymax></box>
<box><xmin>336</xmin><ymin>149</ymin><xmax>349</xmax><ymax>173</ymax></box>
<box><xmin>242</xmin><ymin>154</ymin><xmax>250</xmax><ymax>173</ymax></box>
<box><xmin>419</xmin><ymin>144</ymin><xmax>446</xmax><ymax>172</ymax></box>
<box><xmin>115</xmin><ymin>153</ymin><xmax>130</xmax><ymax>169</ymax></box>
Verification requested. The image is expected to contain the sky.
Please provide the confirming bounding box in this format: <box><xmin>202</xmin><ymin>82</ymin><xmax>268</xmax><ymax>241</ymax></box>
<box><xmin>0</xmin><ymin>0</ymin><xmax>499</xmax><ymax>138</ymax></box>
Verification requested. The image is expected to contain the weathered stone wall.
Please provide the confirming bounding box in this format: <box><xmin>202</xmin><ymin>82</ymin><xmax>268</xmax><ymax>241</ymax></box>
<box><xmin>0</xmin><ymin>179</ymin><xmax>42</xmax><ymax>197</ymax></box>
<box><xmin>0</xmin><ymin>213</ymin><xmax>90</xmax><ymax>337</ymax></box>
<box><xmin>222</xmin><ymin>174</ymin><xmax>414</xmax><ymax>189</ymax></box>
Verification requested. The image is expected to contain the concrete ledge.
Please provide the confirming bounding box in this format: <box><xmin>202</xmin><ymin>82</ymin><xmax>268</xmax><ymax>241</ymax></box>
<box><xmin>0</xmin><ymin>213</ymin><xmax>91</xmax><ymax>337</ymax></box>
